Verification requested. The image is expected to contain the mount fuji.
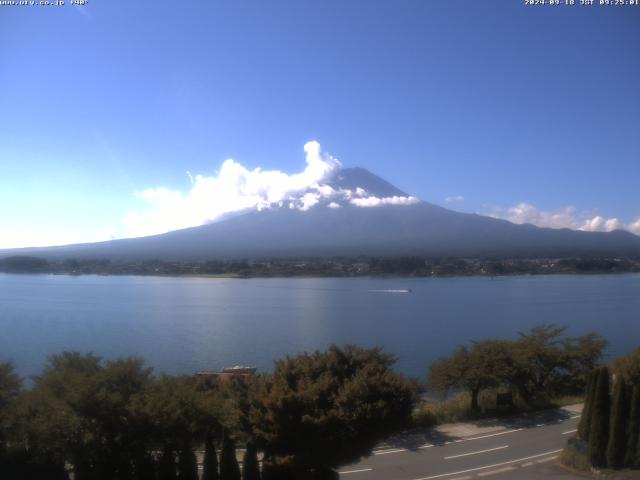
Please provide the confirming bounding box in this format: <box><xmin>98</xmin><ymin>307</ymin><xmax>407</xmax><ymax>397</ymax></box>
<box><xmin>2</xmin><ymin>167</ymin><xmax>640</xmax><ymax>260</ymax></box>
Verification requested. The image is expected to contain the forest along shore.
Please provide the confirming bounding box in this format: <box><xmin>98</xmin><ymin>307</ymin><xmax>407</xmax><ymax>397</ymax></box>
<box><xmin>1</xmin><ymin>255</ymin><xmax>640</xmax><ymax>278</ymax></box>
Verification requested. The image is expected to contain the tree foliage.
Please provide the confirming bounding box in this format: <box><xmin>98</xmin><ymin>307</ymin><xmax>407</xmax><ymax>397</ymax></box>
<box><xmin>580</xmin><ymin>346</ymin><xmax>640</xmax><ymax>472</ymax></box>
<box><xmin>428</xmin><ymin>341</ymin><xmax>512</xmax><ymax>412</ymax></box>
<box><xmin>606</xmin><ymin>376</ymin><xmax>629</xmax><ymax>468</ymax></box>
<box><xmin>177</xmin><ymin>446</ymin><xmax>198</xmax><ymax>480</ymax></box>
<box><xmin>243</xmin><ymin>442</ymin><xmax>260</xmax><ymax>480</ymax></box>
<box><xmin>578</xmin><ymin>370</ymin><xmax>598</xmax><ymax>441</ymax></box>
<box><xmin>202</xmin><ymin>433</ymin><xmax>219</xmax><ymax>480</ymax></box>
<box><xmin>219</xmin><ymin>435</ymin><xmax>241</xmax><ymax>480</ymax></box>
<box><xmin>428</xmin><ymin>325</ymin><xmax>606</xmax><ymax>412</ymax></box>
<box><xmin>588</xmin><ymin>367</ymin><xmax>610</xmax><ymax>468</ymax></box>
<box><xmin>251</xmin><ymin>345</ymin><xmax>416</xmax><ymax>478</ymax></box>
<box><xmin>613</xmin><ymin>347</ymin><xmax>640</xmax><ymax>385</ymax></box>
<box><xmin>625</xmin><ymin>386</ymin><xmax>640</xmax><ymax>468</ymax></box>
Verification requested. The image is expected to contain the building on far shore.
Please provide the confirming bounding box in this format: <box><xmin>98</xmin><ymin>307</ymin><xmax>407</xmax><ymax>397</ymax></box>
<box><xmin>195</xmin><ymin>365</ymin><xmax>256</xmax><ymax>381</ymax></box>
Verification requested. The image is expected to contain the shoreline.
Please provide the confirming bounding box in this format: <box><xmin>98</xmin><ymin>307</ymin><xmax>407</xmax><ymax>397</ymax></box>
<box><xmin>2</xmin><ymin>270</ymin><xmax>640</xmax><ymax>281</ymax></box>
<box><xmin>2</xmin><ymin>255</ymin><xmax>639</xmax><ymax>279</ymax></box>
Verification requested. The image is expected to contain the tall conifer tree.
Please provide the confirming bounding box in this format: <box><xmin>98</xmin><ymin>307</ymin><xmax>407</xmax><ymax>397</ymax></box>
<box><xmin>177</xmin><ymin>446</ymin><xmax>198</xmax><ymax>480</ymax></box>
<box><xmin>202</xmin><ymin>434</ymin><xmax>219</xmax><ymax>480</ymax></box>
<box><xmin>158</xmin><ymin>449</ymin><xmax>177</xmax><ymax>480</ymax></box>
<box><xmin>220</xmin><ymin>436</ymin><xmax>241</xmax><ymax>480</ymax></box>
<box><xmin>606</xmin><ymin>376</ymin><xmax>629</xmax><ymax>468</ymax></box>
<box><xmin>625</xmin><ymin>386</ymin><xmax>640</xmax><ymax>468</ymax></box>
<box><xmin>579</xmin><ymin>370</ymin><xmax>597</xmax><ymax>441</ymax></box>
<box><xmin>242</xmin><ymin>442</ymin><xmax>260</xmax><ymax>480</ymax></box>
<box><xmin>588</xmin><ymin>367</ymin><xmax>610</xmax><ymax>468</ymax></box>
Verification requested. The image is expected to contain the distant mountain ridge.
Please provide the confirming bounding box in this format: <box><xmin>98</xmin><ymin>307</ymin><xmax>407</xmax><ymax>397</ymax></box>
<box><xmin>2</xmin><ymin>167</ymin><xmax>639</xmax><ymax>260</ymax></box>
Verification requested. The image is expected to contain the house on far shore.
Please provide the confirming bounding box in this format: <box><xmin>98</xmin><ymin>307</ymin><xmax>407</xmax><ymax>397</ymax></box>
<box><xmin>194</xmin><ymin>365</ymin><xmax>257</xmax><ymax>381</ymax></box>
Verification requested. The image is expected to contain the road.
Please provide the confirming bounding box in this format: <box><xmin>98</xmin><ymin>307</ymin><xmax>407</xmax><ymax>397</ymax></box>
<box><xmin>339</xmin><ymin>410</ymin><xmax>585</xmax><ymax>480</ymax></box>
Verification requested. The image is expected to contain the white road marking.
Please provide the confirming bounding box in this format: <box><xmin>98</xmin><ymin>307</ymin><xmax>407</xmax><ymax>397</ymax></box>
<box><xmin>369</xmin><ymin>416</ymin><xmax>571</xmax><ymax>457</ymax></box>
<box><xmin>463</xmin><ymin>428</ymin><xmax>524</xmax><ymax>442</ymax></box>
<box><xmin>570</xmin><ymin>415</ymin><xmax>581</xmax><ymax>419</ymax></box>
<box><xmin>444</xmin><ymin>445</ymin><xmax>509</xmax><ymax>460</ymax></box>
<box><xmin>420</xmin><ymin>428</ymin><xmax>524</xmax><ymax>450</ymax></box>
<box><xmin>411</xmin><ymin>449</ymin><xmax>563</xmax><ymax>480</ymax></box>
<box><xmin>373</xmin><ymin>448</ymin><xmax>407</xmax><ymax>455</ymax></box>
<box><xmin>449</xmin><ymin>476</ymin><xmax>473</xmax><ymax>480</ymax></box>
<box><xmin>338</xmin><ymin>468</ymin><xmax>373</xmax><ymax>474</ymax></box>
<box><xmin>373</xmin><ymin>428</ymin><xmax>523</xmax><ymax>455</ymax></box>
<box><xmin>521</xmin><ymin>461</ymin><xmax>534</xmax><ymax>467</ymax></box>
<box><xmin>562</xmin><ymin>429</ymin><xmax>577</xmax><ymax>435</ymax></box>
<box><xmin>535</xmin><ymin>455</ymin><xmax>558</xmax><ymax>463</ymax></box>
<box><xmin>477</xmin><ymin>466</ymin><xmax>516</xmax><ymax>477</ymax></box>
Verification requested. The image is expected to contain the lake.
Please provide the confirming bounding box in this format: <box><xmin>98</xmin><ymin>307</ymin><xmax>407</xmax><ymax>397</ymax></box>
<box><xmin>1</xmin><ymin>273</ymin><xmax>639</xmax><ymax>380</ymax></box>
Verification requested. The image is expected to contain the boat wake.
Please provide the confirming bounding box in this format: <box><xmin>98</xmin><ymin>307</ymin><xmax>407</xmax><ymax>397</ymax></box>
<box><xmin>369</xmin><ymin>289</ymin><xmax>411</xmax><ymax>293</ymax></box>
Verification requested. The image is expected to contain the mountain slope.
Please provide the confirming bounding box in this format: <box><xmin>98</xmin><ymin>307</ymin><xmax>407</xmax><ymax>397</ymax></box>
<box><xmin>2</xmin><ymin>168</ymin><xmax>639</xmax><ymax>260</ymax></box>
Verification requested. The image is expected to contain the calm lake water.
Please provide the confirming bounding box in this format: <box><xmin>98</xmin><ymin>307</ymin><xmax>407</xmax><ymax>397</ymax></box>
<box><xmin>1</xmin><ymin>273</ymin><xmax>639</xmax><ymax>380</ymax></box>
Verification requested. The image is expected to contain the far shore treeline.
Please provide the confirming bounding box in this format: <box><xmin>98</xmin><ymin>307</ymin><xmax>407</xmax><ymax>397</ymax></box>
<box><xmin>1</xmin><ymin>255</ymin><xmax>640</xmax><ymax>278</ymax></box>
<box><xmin>0</xmin><ymin>325</ymin><xmax>627</xmax><ymax>480</ymax></box>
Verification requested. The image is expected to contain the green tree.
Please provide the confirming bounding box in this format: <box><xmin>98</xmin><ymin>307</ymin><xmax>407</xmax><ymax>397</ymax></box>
<box><xmin>624</xmin><ymin>385</ymin><xmax>640</xmax><ymax>468</ymax></box>
<box><xmin>242</xmin><ymin>442</ymin><xmax>260</xmax><ymax>480</ymax></box>
<box><xmin>22</xmin><ymin>352</ymin><xmax>168</xmax><ymax>479</ymax></box>
<box><xmin>178</xmin><ymin>445</ymin><xmax>198</xmax><ymax>480</ymax></box>
<box><xmin>428</xmin><ymin>341</ymin><xmax>513</xmax><ymax>413</ymax></box>
<box><xmin>0</xmin><ymin>362</ymin><xmax>21</xmax><ymax>409</ymax></box>
<box><xmin>21</xmin><ymin>352</ymin><xmax>103</xmax><ymax>478</ymax></box>
<box><xmin>202</xmin><ymin>433</ymin><xmax>219</xmax><ymax>480</ymax></box>
<box><xmin>510</xmin><ymin>325</ymin><xmax>566</xmax><ymax>402</ymax></box>
<box><xmin>132</xmin><ymin>452</ymin><xmax>157</xmax><ymax>480</ymax></box>
<box><xmin>606</xmin><ymin>376</ymin><xmax>629</xmax><ymax>468</ymax></box>
<box><xmin>158</xmin><ymin>449</ymin><xmax>177</xmax><ymax>480</ymax></box>
<box><xmin>0</xmin><ymin>362</ymin><xmax>21</xmax><ymax>445</ymax></box>
<box><xmin>428</xmin><ymin>326</ymin><xmax>605</xmax><ymax>413</ymax></box>
<box><xmin>611</xmin><ymin>346</ymin><xmax>640</xmax><ymax>469</ymax></box>
<box><xmin>578</xmin><ymin>370</ymin><xmax>598</xmax><ymax>441</ymax></box>
<box><xmin>0</xmin><ymin>362</ymin><xmax>25</xmax><ymax>480</ymax></box>
<box><xmin>562</xmin><ymin>332</ymin><xmax>608</xmax><ymax>386</ymax></box>
<box><xmin>261</xmin><ymin>457</ymin><xmax>293</xmax><ymax>480</ymax></box>
<box><xmin>613</xmin><ymin>347</ymin><xmax>640</xmax><ymax>384</ymax></box>
<box><xmin>220</xmin><ymin>435</ymin><xmax>241</xmax><ymax>480</ymax></box>
<box><xmin>252</xmin><ymin>345</ymin><xmax>416</xmax><ymax>479</ymax></box>
<box><xmin>144</xmin><ymin>375</ymin><xmax>211</xmax><ymax>463</ymax></box>
<box><xmin>88</xmin><ymin>357</ymin><xmax>154</xmax><ymax>480</ymax></box>
<box><xmin>588</xmin><ymin>367</ymin><xmax>610</xmax><ymax>468</ymax></box>
<box><xmin>510</xmin><ymin>326</ymin><xmax>605</xmax><ymax>403</ymax></box>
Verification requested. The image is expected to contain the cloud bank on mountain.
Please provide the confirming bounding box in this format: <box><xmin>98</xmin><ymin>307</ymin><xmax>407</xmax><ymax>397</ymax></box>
<box><xmin>123</xmin><ymin>141</ymin><xmax>421</xmax><ymax>238</ymax></box>
<box><xmin>350</xmin><ymin>195</ymin><xmax>419</xmax><ymax>207</ymax></box>
<box><xmin>488</xmin><ymin>203</ymin><xmax>640</xmax><ymax>236</ymax></box>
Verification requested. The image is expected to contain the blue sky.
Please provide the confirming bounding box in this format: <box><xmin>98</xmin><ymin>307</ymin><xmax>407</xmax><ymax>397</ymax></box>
<box><xmin>1</xmin><ymin>0</ymin><xmax>639</xmax><ymax>247</ymax></box>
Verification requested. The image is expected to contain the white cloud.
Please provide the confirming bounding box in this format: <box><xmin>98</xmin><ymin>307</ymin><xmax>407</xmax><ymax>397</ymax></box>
<box><xmin>490</xmin><ymin>203</ymin><xmax>581</xmax><ymax>229</ymax></box>
<box><xmin>445</xmin><ymin>195</ymin><xmax>465</xmax><ymax>203</ymax></box>
<box><xmin>123</xmin><ymin>141</ymin><xmax>428</xmax><ymax>238</ymax></box>
<box><xmin>580</xmin><ymin>216</ymin><xmax>623</xmax><ymax>233</ymax></box>
<box><xmin>124</xmin><ymin>141</ymin><xmax>342</xmax><ymax>237</ymax></box>
<box><xmin>628</xmin><ymin>218</ymin><xmax>640</xmax><ymax>235</ymax></box>
<box><xmin>488</xmin><ymin>202</ymin><xmax>640</xmax><ymax>236</ymax></box>
<box><xmin>350</xmin><ymin>195</ymin><xmax>420</xmax><ymax>208</ymax></box>
<box><xmin>298</xmin><ymin>192</ymin><xmax>322</xmax><ymax>211</ymax></box>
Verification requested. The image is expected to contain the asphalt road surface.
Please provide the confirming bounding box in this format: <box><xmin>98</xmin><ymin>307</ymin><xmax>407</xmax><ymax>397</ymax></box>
<box><xmin>338</xmin><ymin>410</ymin><xmax>585</xmax><ymax>480</ymax></box>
